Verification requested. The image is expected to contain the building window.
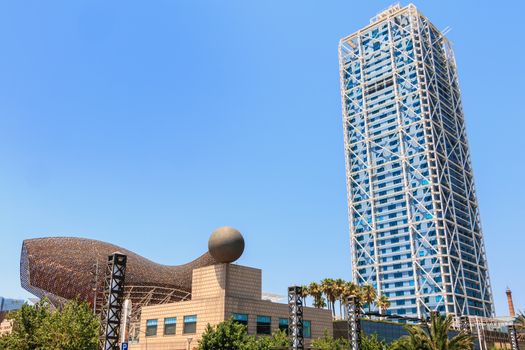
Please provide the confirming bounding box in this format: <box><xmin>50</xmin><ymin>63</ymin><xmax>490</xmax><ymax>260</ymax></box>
<box><xmin>164</xmin><ymin>317</ymin><xmax>177</xmax><ymax>335</ymax></box>
<box><xmin>278</xmin><ymin>318</ymin><xmax>288</xmax><ymax>334</ymax></box>
<box><xmin>146</xmin><ymin>319</ymin><xmax>158</xmax><ymax>336</ymax></box>
<box><xmin>304</xmin><ymin>320</ymin><xmax>311</xmax><ymax>338</ymax></box>
<box><xmin>183</xmin><ymin>315</ymin><xmax>197</xmax><ymax>334</ymax></box>
<box><xmin>232</xmin><ymin>313</ymin><xmax>248</xmax><ymax>326</ymax></box>
<box><xmin>256</xmin><ymin>315</ymin><xmax>271</xmax><ymax>335</ymax></box>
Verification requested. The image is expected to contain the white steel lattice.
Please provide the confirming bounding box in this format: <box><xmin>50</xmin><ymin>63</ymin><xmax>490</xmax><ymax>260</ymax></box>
<box><xmin>338</xmin><ymin>4</ymin><xmax>494</xmax><ymax>318</ymax></box>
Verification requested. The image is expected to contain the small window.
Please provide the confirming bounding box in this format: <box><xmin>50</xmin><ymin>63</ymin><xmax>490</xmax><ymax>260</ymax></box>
<box><xmin>232</xmin><ymin>313</ymin><xmax>248</xmax><ymax>326</ymax></box>
<box><xmin>146</xmin><ymin>319</ymin><xmax>158</xmax><ymax>336</ymax></box>
<box><xmin>278</xmin><ymin>318</ymin><xmax>288</xmax><ymax>334</ymax></box>
<box><xmin>183</xmin><ymin>315</ymin><xmax>197</xmax><ymax>334</ymax></box>
<box><xmin>256</xmin><ymin>315</ymin><xmax>271</xmax><ymax>335</ymax></box>
<box><xmin>304</xmin><ymin>320</ymin><xmax>311</xmax><ymax>338</ymax></box>
<box><xmin>164</xmin><ymin>317</ymin><xmax>177</xmax><ymax>335</ymax></box>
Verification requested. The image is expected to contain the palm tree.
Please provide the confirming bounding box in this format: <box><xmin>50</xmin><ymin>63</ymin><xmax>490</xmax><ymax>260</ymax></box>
<box><xmin>360</xmin><ymin>284</ymin><xmax>377</xmax><ymax>314</ymax></box>
<box><xmin>299</xmin><ymin>285</ymin><xmax>309</xmax><ymax>307</ymax></box>
<box><xmin>313</xmin><ymin>297</ymin><xmax>327</xmax><ymax>309</ymax></box>
<box><xmin>308</xmin><ymin>282</ymin><xmax>324</xmax><ymax>309</ymax></box>
<box><xmin>376</xmin><ymin>294</ymin><xmax>391</xmax><ymax>316</ymax></box>
<box><xmin>334</xmin><ymin>278</ymin><xmax>346</xmax><ymax>318</ymax></box>
<box><xmin>320</xmin><ymin>278</ymin><xmax>337</xmax><ymax>317</ymax></box>
<box><xmin>341</xmin><ymin>281</ymin><xmax>360</xmax><ymax>319</ymax></box>
<box><xmin>391</xmin><ymin>312</ymin><xmax>473</xmax><ymax>350</ymax></box>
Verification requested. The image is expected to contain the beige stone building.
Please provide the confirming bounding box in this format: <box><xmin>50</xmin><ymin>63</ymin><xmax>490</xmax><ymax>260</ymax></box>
<box><xmin>128</xmin><ymin>263</ymin><xmax>332</xmax><ymax>350</ymax></box>
<box><xmin>0</xmin><ymin>318</ymin><xmax>13</xmax><ymax>336</ymax></box>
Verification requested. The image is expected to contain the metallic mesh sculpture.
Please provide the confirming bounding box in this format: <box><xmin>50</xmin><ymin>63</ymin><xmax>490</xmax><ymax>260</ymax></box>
<box><xmin>20</xmin><ymin>236</ymin><xmax>220</xmax><ymax>336</ymax></box>
<box><xmin>20</xmin><ymin>237</ymin><xmax>219</xmax><ymax>307</ymax></box>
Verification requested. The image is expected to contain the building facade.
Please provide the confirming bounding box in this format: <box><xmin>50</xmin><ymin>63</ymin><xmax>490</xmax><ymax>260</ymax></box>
<box><xmin>0</xmin><ymin>318</ymin><xmax>13</xmax><ymax>336</ymax></box>
<box><xmin>129</xmin><ymin>264</ymin><xmax>333</xmax><ymax>350</ymax></box>
<box><xmin>339</xmin><ymin>4</ymin><xmax>493</xmax><ymax>318</ymax></box>
<box><xmin>0</xmin><ymin>297</ymin><xmax>24</xmax><ymax>313</ymax></box>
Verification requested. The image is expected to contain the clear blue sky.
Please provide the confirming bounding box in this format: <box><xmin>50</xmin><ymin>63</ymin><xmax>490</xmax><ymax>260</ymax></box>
<box><xmin>0</xmin><ymin>0</ymin><xmax>523</xmax><ymax>316</ymax></box>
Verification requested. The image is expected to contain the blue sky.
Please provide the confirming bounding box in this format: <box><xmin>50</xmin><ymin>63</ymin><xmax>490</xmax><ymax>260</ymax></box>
<box><xmin>0</xmin><ymin>0</ymin><xmax>523</xmax><ymax>315</ymax></box>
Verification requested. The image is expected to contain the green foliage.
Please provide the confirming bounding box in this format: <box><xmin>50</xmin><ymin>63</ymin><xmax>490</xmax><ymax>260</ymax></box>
<box><xmin>390</xmin><ymin>313</ymin><xmax>473</xmax><ymax>350</ymax></box>
<box><xmin>361</xmin><ymin>285</ymin><xmax>377</xmax><ymax>313</ymax></box>
<box><xmin>305</xmin><ymin>278</ymin><xmax>389</xmax><ymax>320</ymax></box>
<box><xmin>360</xmin><ymin>333</ymin><xmax>388</xmax><ymax>350</ymax></box>
<box><xmin>199</xmin><ymin>319</ymin><xmax>249</xmax><ymax>350</ymax></box>
<box><xmin>198</xmin><ymin>318</ymin><xmax>289</xmax><ymax>350</ymax></box>
<box><xmin>311</xmin><ymin>329</ymin><xmax>349</xmax><ymax>350</ymax></box>
<box><xmin>239</xmin><ymin>330</ymin><xmax>288</xmax><ymax>350</ymax></box>
<box><xmin>376</xmin><ymin>295</ymin><xmax>391</xmax><ymax>314</ymax></box>
<box><xmin>311</xmin><ymin>330</ymin><xmax>387</xmax><ymax>350</ymax></box>
<box><xmin>0</xmin><ymin>299</ymin><xmax>99</xmax><ymax>350</ymax></box>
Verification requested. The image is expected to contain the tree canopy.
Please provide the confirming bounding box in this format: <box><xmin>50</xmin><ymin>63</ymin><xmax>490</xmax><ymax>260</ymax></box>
<box><xmin>304</xmin><ymin>279</ymin><xmax>389</xmax><ymax>319</ymax></box>
<box><xmin>0</xmin><ymin>299</ymin><xmax>99</xmax><ymax>350</ymax></box>
<box><xmin>390</xmin><ymin>313</ymin><xmax>473</xmax><ymax>350</ymax></box>
<box><xmin>198</xmin><ymin>318</ymin><xmax>288</xmax><ymax>350</ymax></box>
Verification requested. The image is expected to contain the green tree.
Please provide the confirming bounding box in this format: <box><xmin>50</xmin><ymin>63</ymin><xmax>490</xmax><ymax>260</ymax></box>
<box><xmin>199</xmin><ymin>319</ymin><xmax>289</xmax><ymax>350</ymax></box>
<box><xmin>199</xmin><ymin>319</ymin><xmax>249</xmax><ymax>350</ymax></box>
<box><xmin>341</xmin><ymin>281</ymin><xmax>360</xmax><ymax>319</ymax></box>
<box><xmin>0</xmin><ymin>299</ymin><xmax>99</xmax><ymax>350</ymax></box>
<box><xmin>240</xmin><ymin>329</ymin><xmax>288</xmax><ymax>350</ymax></box>
<box><xmin>308</xmin><ymin>282</ymin><xmax>326</xmax><ymax>309</ymax></box>
<box><xmin>321</xmin><ymin>278</ymin><xmax>337</xmax><ymax>317</ymax></box>
<box><xmin>0</xmin><ymin>300</ymin><xmax>50</xmax><ymax>349</ymax></box>
<box><xmin>361</xmin><ymin>332</ymin><xmax>388</xmax><ymax>350</ymax></box>
<box><xmin>300</xmin><ymin>285</ymin><xmax>310</xmax><ymax>307</ymax></box>
<box><xmin>311</xmin><ymin>331</ymin><xmax>386</xmax><ymax>350</ymax></box>
<box><xmin>360</xmin><ymin>284</ymin><xmax>377</xmax><ymax>314</ymax></box>
<box><xmin>311</xmin><ymin>329</ymin><xmax>349</xmax><ymax>350</ymax></box>
<box><xmin>40</xmin><ymin>301</ymin><xmax>99</xmax><ymax>350</ymax></box>
<box><xmin>376</xmin><ymin>295</ymin><xmax>391</xmax><ymax>316</ymax></box>
<box><xmin>390</xmin><ymin>313</ymin><xmax>473</xmax><ymax>350</ymax></box>
<box><xmin>333</xmin><ymin>279</ymin><xmax>346</xmax><ymax>318</ymax></box>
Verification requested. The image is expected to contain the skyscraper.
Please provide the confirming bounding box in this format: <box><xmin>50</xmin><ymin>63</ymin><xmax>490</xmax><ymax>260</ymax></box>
<box><xmin>339</xmin><ymin>4</ymin><xmax>493</xmax><ymax>318</ymax></box>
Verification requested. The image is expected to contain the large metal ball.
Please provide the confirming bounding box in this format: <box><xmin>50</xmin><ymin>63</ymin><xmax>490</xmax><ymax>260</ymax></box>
<box><xmin>208</xmin><ymin>227</ymin><xmax>245</xmax><ymax>263</ymax></box>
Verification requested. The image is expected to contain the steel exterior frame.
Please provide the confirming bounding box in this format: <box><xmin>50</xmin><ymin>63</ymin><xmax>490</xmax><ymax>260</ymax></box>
<box><xmin>338</xmin><ymin>4</ymin><xmax>493</xmax><ymax>318</ymax></box>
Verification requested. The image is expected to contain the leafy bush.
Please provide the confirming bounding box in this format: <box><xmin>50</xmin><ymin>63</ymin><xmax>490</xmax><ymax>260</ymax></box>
<box><xmin>198</xmin><ymin>318</ymin><xmax>288</xmax><ymax>350</ymax></box>
<box><xmin>0</xmin><ymin>299</ymin><xmax>99</xmax><ymax>350</ymax></box>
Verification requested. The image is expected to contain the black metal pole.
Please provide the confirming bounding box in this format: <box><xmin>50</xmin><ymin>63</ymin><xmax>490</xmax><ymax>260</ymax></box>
<box><xmin>288</xmin><ymin>286</ymin><xmax>304</xmax><ymax>350</ymax></box>
<box><xmin>347</xmin><ymin>295</ymin><xmax>360</xmax><ymax>350</ymax></box>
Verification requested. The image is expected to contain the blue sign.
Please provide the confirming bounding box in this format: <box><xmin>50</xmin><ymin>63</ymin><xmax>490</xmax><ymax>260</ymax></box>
<box><xmin>121</xmin><ymin>343</ymin><xmax>128</xmax><ymax>350</ymax></box>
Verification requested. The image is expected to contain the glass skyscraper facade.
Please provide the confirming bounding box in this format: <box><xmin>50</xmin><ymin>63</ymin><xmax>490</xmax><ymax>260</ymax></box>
<box><xmin>339</xmin><ymin>4</ymin><xmax>493</xmax><ymax>318</ymax></box>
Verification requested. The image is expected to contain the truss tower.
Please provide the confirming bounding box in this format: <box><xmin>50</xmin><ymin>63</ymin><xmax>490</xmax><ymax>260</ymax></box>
<box><xmin>339</xmin><ymin>4</ymin><xmax>493</xmax><ymax>318</ymax></box>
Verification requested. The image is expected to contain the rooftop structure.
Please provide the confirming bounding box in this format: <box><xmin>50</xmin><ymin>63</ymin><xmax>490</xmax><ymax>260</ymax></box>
<box><xmin>339</xmin><ymin>4</ymin><xmax>493</xmax><ymax>318</ymax></box>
